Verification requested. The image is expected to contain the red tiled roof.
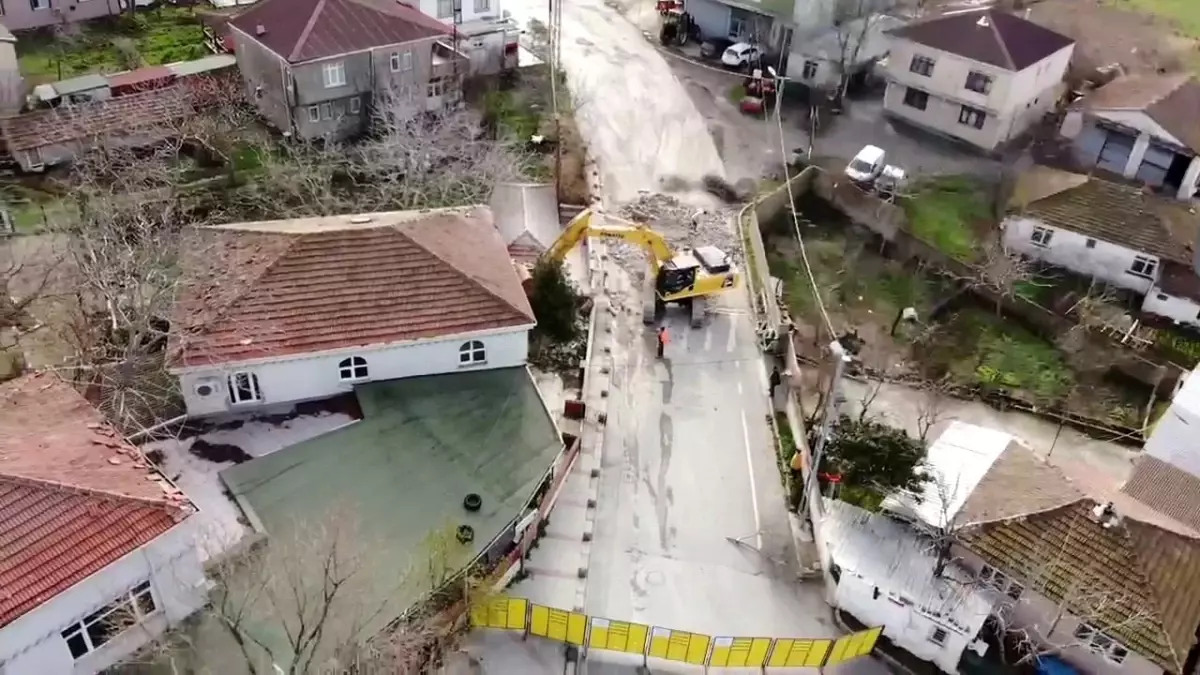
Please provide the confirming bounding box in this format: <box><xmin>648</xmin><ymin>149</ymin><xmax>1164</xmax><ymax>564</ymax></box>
<box><xmin>0</xmin><ymin>373</ymin><xmax>193</xmax><ymax>628</ymax></box>
<box><xmin>0</xmin><ymin>86</ymin><xmax>193</xmax><ymax>153</ymax></box>
<box><xmin>107</xmin><ymin>65</ymin><xmax>176</xmax><ymax>91</ymax></box>
<box><xmin>230</xmin><ymin>0</ymin><xmax>450</xmax><ymax>64</ymax></box>
<box><xmin>169</xmin><ymin>208</ymin><xmax>536</xmax><ymax>368</ymax></box>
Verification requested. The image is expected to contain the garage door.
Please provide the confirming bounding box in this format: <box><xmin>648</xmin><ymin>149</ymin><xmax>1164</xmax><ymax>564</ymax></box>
<box><xmin>1096</xmin><ymin>130</ymin><xmax>1135</xmax><ymax>175</ymax></box>
<box><xmin>1135</xmin><ymin>143</ymin><xmax>1174</xmax><ymax>187</ymax></box>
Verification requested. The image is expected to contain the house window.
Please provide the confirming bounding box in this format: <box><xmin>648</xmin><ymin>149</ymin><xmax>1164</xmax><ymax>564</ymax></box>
<box><xmin>978</xmin><ymin>563</ymin><xmax>1023</xmax><ymax>600</ymax></box>
<box><xmin>909</xmin><ymin>55</ymin><xmax>935</xmax><ymax>76</ymax></box>
<box><xmin>958</xmin><ymin>105</ymin><xmax>986</xmax><ymax>130</ymax></box>
<box><xmin>390</xmin><ymin>51</ymin><xmax>413</xmax><ymax>72</ymax></box>
<box><xmin>349</xmin><ymin>97</ymin><xmax>361</xmax><ymax>114</ymax></box>
<box><xmin>1129</xmin><ymin>255</ymin><xmax>1157</xmax><ymax>279</ymax></box>
<box><xmin>964</xmin><ymin>70</ymin><xmax>993</xmax><ymax>94</ymax></box>
<box><xmin>928</xmin><ymin>627</ymin><xmax>948</xmax><ymax>646</ymax></box>
<box><xmin>307</xmin><ymin>105</ymin><xmax>320</xmax><ymax>123</ymax></box>
<box><xmin>801</xmin><ymin>60</ymin><xmax>819</xmax><ymax>80</ymax></box>
<box><xmin>322</xmin><ymin>61</ymin><xmax>346</xmax><ymax>88</ymax></box>
<box><xmin>30</xmin><ymin>0</ymin><xmax>48</xmax><ymax>9</ymax></box>
<box><xmin>228</xmin><ymin>372</ymin><xmax>262</xmax><ymax>404</ymax></box>
<box><xmin>1085</xmin><ymin>238</ymin><xmax>1097</xmax><ymax>249</ymax></box>
<box><xmin>1073</xmin><ymin>623</ymin><xmax>1130</xmax><ymax>665</ymax></box>
<box><xmin>459</xmin><ymin>340</ymin><xmax>486</xmax><ymax>365</ymax></box>
<box><xmin>428</xmin><ymin>78</ymin><xmax>446</xmax><ymax>97</ymax></box>
<box><xmin>321</xmin><ymin>102</ymin><xmax>332</xmax><ymax>119</ymax></box>
<box><xmin>1030</xmin><ymin>226</ymin><xmax>1053</xmax><ymax>247</ymax></box>
<box><xmin>902</xmin><ymin>87</ymin><xmax>928</xmax><ymax>111</ymax></box>
<box><xmin>338</xmin><ymin>356</ymin><xmax>369</xmax><ymax>381</ymax></box>
<box><xmin>474</xmin><ymin>0</ymin><xmax>489</xmax><ymax>11</ymax></box>
<box><xmin>437</xmin><ymin>0</ymin><xmax>453</xmax><ymax>18</ymax></box>
<box><xmin>61</xmin><ymin>582</ymin><xmax>157</xmax><ymax>659</ymax></box>
<box><xmin>333</xmin><ymin>100</ymin><xmax>345</xmax><ymax>117</ymax></box>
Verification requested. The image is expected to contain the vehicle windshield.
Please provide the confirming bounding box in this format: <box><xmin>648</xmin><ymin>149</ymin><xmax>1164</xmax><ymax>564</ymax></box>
<box><xmin>849</xmin><ymin>159</ymin><xmax>874</xmax><ymax>174</ymax></box>
<box><xmin>724</xmin><ymin>47</ymin><xmax>740</xmax><ymax>58</ymax></box>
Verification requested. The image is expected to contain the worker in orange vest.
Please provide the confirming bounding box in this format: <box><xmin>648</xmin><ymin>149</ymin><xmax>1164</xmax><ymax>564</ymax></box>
<box><xmin>656</xmin><ymin>326</ymin><xmax>669</xmax><ymax>359</ymax></box>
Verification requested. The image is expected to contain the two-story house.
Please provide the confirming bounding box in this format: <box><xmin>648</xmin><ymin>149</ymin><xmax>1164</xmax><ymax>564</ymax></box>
<box><xmin>882</xmin><ymin>9</ymin><xmax>1074</xmax><ymax>152</ymax></box>
<box><xmin>228</xmin><ymin>0</ymin><xmax>469</xmax><ymax>141</ymax></box>
<box><xmin>0</xmin><ymin>0</ymin><xmax>124</xmax><ymax>32</ymax></box>
<box><xmin>167</xmin><ymin>207</ymin><xmax>537</xmax><ymax>418</ymax></box>
<box><xmin>1059</xmin><ymin>73</ymin><xmax>1200</xmax><ymax>202</ymax></box>
<box><xmin>411</xmin><ymin>0</ymin><xmax>520</xmax><ymax>75</ymax></box>
<box><xmin>881</xmin><ymin>422</ymin><xmax>1200</xmax><ymax>675</ymax></box>
<box><xmin>0</xmin><ymin>373</ymin><xmax>205</xmax><ymax>675</ymax></box>
<box><xmin>1003</xmin><ymin>166</ymin><xmax>1200</xmax><ymax>330</ymax></box>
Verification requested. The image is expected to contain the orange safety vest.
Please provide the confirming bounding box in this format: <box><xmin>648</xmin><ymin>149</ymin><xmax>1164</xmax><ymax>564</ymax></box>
<box><xmin>658</xmin><ymin>329</ymin><xmax>670</xmax><ymax>345</ymax></box>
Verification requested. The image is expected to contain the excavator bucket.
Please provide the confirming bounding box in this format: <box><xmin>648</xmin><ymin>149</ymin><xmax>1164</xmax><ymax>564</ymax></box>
<box><xmin>642</xmin><ymin>275</ymin><xmax>659</xmax><ymax>325</ymax></box>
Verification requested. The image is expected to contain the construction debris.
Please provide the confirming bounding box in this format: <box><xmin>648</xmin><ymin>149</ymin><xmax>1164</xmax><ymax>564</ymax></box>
<box><xmin>609</xmin><ymin>192</ymin><xmax>741</xmax><ymax>279</ymax></box>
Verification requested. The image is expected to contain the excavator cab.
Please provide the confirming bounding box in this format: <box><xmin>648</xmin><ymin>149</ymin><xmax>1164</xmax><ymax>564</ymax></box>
<box><xmin>657</xmin><ymin>255</ymin><xmax>701</xmax><ymax>296</ymax></box>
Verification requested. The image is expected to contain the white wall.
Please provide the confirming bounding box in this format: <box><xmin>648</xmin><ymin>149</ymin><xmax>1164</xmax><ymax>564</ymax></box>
<box><xmin>1145</xmin><ymin>374</ymin><xmax>1200</xmax><ymax>476</ymax></box>
<box><xmin>834</xmin><ymin>574</ymin><xmax>972</xmax><ymax>674</ymax></box>
<box><xmin>1142</xmin><ymin>286</ymin><xmax>1200</xmax><ymax>330</ymax></box>
<box><xmin>1002</xmin><ymin>217</ymin><xmax>1158</xmax><ymax>294</ymax></box>
<box><xmin>415</xmin><ymin>0</ymin><xmax>499</xmax><ymax>25</ymax></box>
<box><xmin>177</xmin><ymin>327</ymin><xmax>532</xmax><ymax>417</ymax></box>
<box><xmin>883</xmin><ymin>39</ymin><xmax>1072</xmax><ymax>149</ymax></box>
<box><xmin>0</xmin><ymin>519</ymin><xmax>207</xmax><ymax>675</ymax></box>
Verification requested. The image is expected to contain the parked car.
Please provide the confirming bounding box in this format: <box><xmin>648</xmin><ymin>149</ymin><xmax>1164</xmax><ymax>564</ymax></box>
<box><xmin>845</xmin><ymin>145</ymin><xmax>886</xmax><ymax>184</ymax></box>
<box><xmin>876</xmin><ymin>165</ymin><xmax>907</xmax><ymax>198</ymax></box>
<box><xmin>721</xmin><ymin>42</ymin><xmax>760</xmax><ymax>69</ymax></box>
<box><xmin>700</xmin><ymin>37</ymin><xmax>734</xmax><ymax>60</ymax></box>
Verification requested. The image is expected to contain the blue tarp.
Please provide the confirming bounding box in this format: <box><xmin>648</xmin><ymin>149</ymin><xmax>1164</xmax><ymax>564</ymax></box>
<box><xmin>1037</xmin><ymin>655</ymin><xmax>1081</xmax><ymax>675</ymax></box>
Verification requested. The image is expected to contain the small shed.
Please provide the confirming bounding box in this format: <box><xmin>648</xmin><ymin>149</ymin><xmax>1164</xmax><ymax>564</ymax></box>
<box><xmin>45</xmin><ymin>74</ymin><xmax>111</xmax><ymax>105</ymax></box>
<box><xmin>108</xmin><ymin>65</ymin><xmax>176</xmax><ymax>97</ymax></box>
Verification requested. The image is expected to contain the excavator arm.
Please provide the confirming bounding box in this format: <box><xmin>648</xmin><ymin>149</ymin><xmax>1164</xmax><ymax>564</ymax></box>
<box><xmin>544</xmin><ymin>209</ymin><xmax>674</xmax><ymax>264</ymax></box>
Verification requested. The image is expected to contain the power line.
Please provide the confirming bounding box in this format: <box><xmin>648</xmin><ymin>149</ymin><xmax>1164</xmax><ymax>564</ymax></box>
<box><xmin>771</xmin><ymin>77</ymin><xmax>836</xmax><ymax>340</ymax></box>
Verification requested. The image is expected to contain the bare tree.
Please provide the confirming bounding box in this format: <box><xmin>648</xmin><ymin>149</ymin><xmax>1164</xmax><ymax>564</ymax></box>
<box><xmin>915</xmin><ymin>377</ymin><xmax>953</xmax><ymax>444</ymax></box>
<box><xmin>965</xmin><ymin>238</ymin><xmax>1035</xmax><ymax>316</ymax></box>
<box><xmin>830</xmin><ymin>0</ymin><xmax>883</xmax><ymax>102</ymax></box>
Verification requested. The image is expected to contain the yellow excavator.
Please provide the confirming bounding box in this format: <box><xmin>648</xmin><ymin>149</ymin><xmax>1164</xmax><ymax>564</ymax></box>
<box><xmin>544</xmin><ymin>208</ymin><xmax>741</xmax><ymax>327</ymax></box>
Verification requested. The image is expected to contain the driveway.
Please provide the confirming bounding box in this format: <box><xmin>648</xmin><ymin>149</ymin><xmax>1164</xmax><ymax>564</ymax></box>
<box><xmin>661</xmin><ymin>54</ymin><xmax>1002</xmax><ymax>183</ymax></box>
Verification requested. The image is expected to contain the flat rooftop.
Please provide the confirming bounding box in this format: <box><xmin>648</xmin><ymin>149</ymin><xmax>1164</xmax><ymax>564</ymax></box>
<box><xmin>217</xmin><ymin>366</ymin><xmax>561</xmax><ymax>668</ymax></box>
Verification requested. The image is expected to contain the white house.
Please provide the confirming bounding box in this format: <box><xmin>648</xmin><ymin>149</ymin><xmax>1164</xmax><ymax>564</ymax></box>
<box><xmin>1124</xmin><ymin>368</ymin><xmax>1200</xmax><ymax>531</ymax></box>
<box><xmin>413</xmin><ymin>0</ymin><xmax>519</xmax><ymax>75</ymax></box>
<box><xmin>881</xmin><ymin>9</ymin><xmax>1073</xmax><ymax>151</ymax></box>
<box><xmin>822</xmin><ymin>498</ymin><xmax>998</xmax><ymax>674</ymax></box>
<box><xmin>785</xmin><ymin>15</ymin><xmax>905</xmax><ymax>90</ymax></box>
<box><xmin>1003</xmin><ymin>166</ymin><xmax>1200</xmax><ymax>328</ymax></box>
<box><xmin>0</xmin><ymin>373</ymin><xmax>205</xmax><ymax>675</ymax></box>
<box><xmin>1059</xmin><ymin>73</ymin><xmax>1200</xmax><ymax>202</ymax></box>
<box><xmin>168</xmin><ymin>207</ymin><xmax>537</xmax><ymax>418</ymax></box>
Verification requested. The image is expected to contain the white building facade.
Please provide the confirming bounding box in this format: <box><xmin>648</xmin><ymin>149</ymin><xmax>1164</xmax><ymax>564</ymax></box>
<box><xmin>1002</xmin><ymin>215</ymin><xmax>1161</xmax><ymax>295</ymax></box>
<box><xmin>0</xmin><ymin>519</ymin><xmax>206</xmax><ymax>675</ymax></box>
<box><xmin>177</xmin><ymin>326</ymin><xmax>531</xmax><ymax>417</ymax></box>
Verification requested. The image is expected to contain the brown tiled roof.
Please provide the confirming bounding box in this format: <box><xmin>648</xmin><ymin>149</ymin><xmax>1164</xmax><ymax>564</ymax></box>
<box><xmin>1077</xmin><ymin>74</ymin><xmax>1200</xmax><ymax>153</ymax></box>
<box><xmin>1013</xmin><ymin>172</ymin><xmax>1198</xmax><ymax>264</ymax></box>
<box><xmin>887</xmin><ymin>9</ymin><xmax>1073</xmax><ymax>72</ymax></box>
<box><xmin>230</xmin><ymin>0</ymin><xmax>449</xmax><ymax>63</ymax></box>
<box><xmin>958</xmin><ymin>446</ymin><xmax>1200</xmax><ymax>672</ymax></box>
<box><xmin>0</xmin><ymin>86</ymin><xmax>193</xmax><ymax>153</ymax></box>
<box><xmin>169</xmin><ymin>208</ymin><xmax>536</xmax><ymax>368</ymax></box>
<box><xmin>0</xmin><ymin>373</ymin><xmax>193</xmax><ymax>628</ymax></box>
<box><xmin>1123</xmin><ymin>456</ymin><xmax>1200</xmax><ymax>533</ymax></box>
<box><xmin>957</xmin><ymin>442</ymin><xmax>1084</xmax><ymax>526</ymax></box>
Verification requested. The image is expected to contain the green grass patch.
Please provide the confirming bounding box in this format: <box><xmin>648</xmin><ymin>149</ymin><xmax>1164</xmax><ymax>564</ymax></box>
<box><xmin>728</xmin><ymin>83</ymin><xmax>746</xmax><ymax>104</ymax></box>
<box><xmin>775</xmin><ymin>411</ymin><xmax>796</xmax><ymax>472</ymax></box>
<box><xmin>483</xmin><ymin>90</ymin><xmax>542</xmax><ymax>141</ymax></box>
<box><xmin>1110</xmin><ymin>0</ymin><xmax>1200</xmax><ymax>38</ymax></box>
<box><xmin>904</xmin><ymin>176</ymin><xmax>991</xmax><ymax>263</ymax></box>
<box><xmin>17</xmin><ymin>6</ymin><xmax>207</xmax><ymax>81</ymax></box>
<box><xmin>939</xmin><ymin>310</ymin><xmax>1074</xmax><ymax>401</ymax></box>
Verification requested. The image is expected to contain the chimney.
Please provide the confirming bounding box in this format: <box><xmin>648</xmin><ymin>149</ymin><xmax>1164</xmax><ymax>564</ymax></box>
<box><xmin>255</xmin><ymin>24</ymin><xmax>267</xmax><ymax>36</ymax></box>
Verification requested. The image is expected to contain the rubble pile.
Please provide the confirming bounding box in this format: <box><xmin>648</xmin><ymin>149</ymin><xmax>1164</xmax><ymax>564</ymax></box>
<box><xmin>607</xmin><ymin>192</ymin><xmax>742</xmax><ymax>279</ymax></box>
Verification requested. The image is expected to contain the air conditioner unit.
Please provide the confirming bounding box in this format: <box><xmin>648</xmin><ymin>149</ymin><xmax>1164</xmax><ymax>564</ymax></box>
<box><xmin>193</xmin><ymin>377</ymin><xmax>223</xmax><ymax>399</ymax></box>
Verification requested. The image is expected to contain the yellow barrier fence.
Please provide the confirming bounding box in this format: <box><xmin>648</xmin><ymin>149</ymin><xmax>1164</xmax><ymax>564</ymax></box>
<box><xmin>473</xmin><ymin>597</ymin><xmax>884</xmax><ymax>668</ymax></box>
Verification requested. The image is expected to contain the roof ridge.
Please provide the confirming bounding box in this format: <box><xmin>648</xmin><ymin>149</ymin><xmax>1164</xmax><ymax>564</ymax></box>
<box><xmin>963</xmin><ymin>496</ymin><xmax>1088</xmax><ymax>528</ymax></box>
<box><xmin>1110</xmin><ymin>513</ymin><xmax>1188</xmax><ymax>672</ymax></box>
<box><xmin>0</xmin><ymin>473</ymin><xmax>185</xmax><ymax>512</ymax></box>
<box><xmin>392</xmin><ymin>222</ymin><xmax>533</xmax><ymax>322</ymax></box>
<box><xmin>988</xmin><ymin>11</ymin><xmax>1017</xmax><ymax>71</ymax></box>
<box><xmin>290</xmin><ymin>0</ymin><xmax>330</xmax><ymax>62</ymax></box>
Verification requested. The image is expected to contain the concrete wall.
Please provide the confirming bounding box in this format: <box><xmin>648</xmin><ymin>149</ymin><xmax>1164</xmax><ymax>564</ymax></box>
<box><xmin>231</xmin><ymin>27</ymin><xmax>295</xmax><ymax>134</ymax></box>
<box><xmin>835</xmin><ymin>574</ymin><xmax>972</xmax><ymax>674</ymax></box>
<box><xmin>1145</xmin><ymin>386</ymin><xmax>1200</xmax><ymax>476</ymax></box>
<box><xmin>175</xmin><ymin>327</ymin><xmax>531</xmax><ymax>417</ymax></box>
<box><xmin>0</xmin><ymin>518</ymin><xmax>207</xmax><ymax>675</ymax></box>
<box><xmin>1002</xmin><ymin>216</ymin><xmax>1158</xmax><ymax>295</ymax></box>
<box><xmin>0</xmin><ymin>38</ymin><xmax>23</xmax><ymax>115</ymax></box>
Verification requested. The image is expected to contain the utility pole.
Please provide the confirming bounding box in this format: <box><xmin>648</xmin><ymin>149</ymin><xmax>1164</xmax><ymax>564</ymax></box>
<box><xmin>798</xmin><ymin>339</ymin><xmax>849</xmax><ymax>518</ymax></box>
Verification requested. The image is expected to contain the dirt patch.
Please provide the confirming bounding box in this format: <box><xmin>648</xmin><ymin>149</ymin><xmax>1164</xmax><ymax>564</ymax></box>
<box><xmin>189</xmin><ymin>438</ymin><xmax>252</xmax><ymax>464</ymax></box>
<box><xmin>1028</xmin><ymin>0</ymin><xmax>1199</xmax><ymax>74</ymax></box>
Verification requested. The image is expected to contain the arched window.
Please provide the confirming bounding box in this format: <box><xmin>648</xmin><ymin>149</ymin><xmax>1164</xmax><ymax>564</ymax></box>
<box><xmin>338</xmin><ymin>355</ymin><xmax>369</xmax><ymax>381</ymax></box>
<box><xmin>458</xmin><ymin>340</ymin><xmax>486</xmax><ymax>365</ymax></box>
